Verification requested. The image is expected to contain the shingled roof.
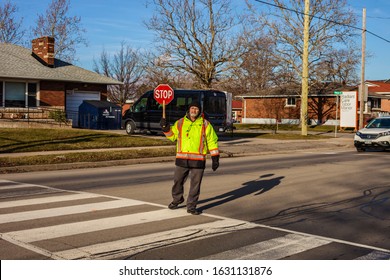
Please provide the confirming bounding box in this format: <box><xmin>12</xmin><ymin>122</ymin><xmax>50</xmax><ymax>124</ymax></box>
<box><xmin>0</xmin><ymin>43</ymin><xmax>122</xmax><ymax>85</ymax></box>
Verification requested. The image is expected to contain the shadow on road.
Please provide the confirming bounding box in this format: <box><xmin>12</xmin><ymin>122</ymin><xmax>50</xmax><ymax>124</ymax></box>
<box><xmin>253</xmin><ymin>185</ymin><xmax>390</xmax><ymax>225</ymax></box>
<box><xmin>198</xmin><ymin>173</ymin><xmax>284</xmax><ymax>211</ymax></box>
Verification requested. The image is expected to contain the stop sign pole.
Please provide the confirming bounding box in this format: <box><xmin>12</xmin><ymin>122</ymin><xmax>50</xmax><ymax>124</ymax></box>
<box><xmin>153</xmin><ymin>84</ymin><xmax>174</xmax><ymax>119</ymax></box>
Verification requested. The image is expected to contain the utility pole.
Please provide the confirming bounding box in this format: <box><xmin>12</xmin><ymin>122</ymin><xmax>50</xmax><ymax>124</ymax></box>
<box><xmin>359</xmin><ymin>8</ymin><xmax>366</xmax><ymax>129</ymax></box>
<box><xmin>301</xmin><ymin>0</ymin><xmax>310</xmax><ymax>136</ymax></box>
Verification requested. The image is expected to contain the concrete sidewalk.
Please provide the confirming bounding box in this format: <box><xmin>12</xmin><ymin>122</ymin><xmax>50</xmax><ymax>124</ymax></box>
<box><xmin>218</xmin><ymin>134</ymin><xmax>354</xmax><ymax>156</ymax></box>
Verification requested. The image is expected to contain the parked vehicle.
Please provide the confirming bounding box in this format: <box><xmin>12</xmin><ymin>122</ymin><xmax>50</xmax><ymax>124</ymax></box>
<box><xmin>121</xmin><ymin>89</ymin><xmax>232</xmax><ymax>135</ymax></box>
<box><xmin>354</xmin><ymin>116</ymin><xmax>390</xmax><ymax>152</ymax></box>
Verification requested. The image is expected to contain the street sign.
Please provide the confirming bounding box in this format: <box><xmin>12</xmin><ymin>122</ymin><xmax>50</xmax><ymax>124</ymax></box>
<box><xmin>153</xmin><ymin>84</ymin><xmax>174</xmax><ymax>105</ymax></box>
<box><xmin>334</xmin><ymin>91</ymin><xmax>343</xmax><ymax>95</ymax></box>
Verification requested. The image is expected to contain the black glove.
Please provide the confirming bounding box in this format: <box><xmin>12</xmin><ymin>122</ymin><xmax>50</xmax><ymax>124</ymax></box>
<box><xmin>211</xmin><ymin>155</ymin><xmax>219</xmax><ymax>171</ymax></box>
<box><xmin>160</xmin><ymin>118</ymin><xmax>170</xmax><ymax>132</ymax></box>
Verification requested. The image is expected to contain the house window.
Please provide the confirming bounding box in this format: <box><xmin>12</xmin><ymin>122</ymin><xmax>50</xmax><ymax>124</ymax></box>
<box><xmin>286</xmin><ymin>97</ymin><xmax>296</xmax><ymax>107</ymax></box>
<box><xmin>5</xmin><ymin>82</ymin><xmax>25</xmax><ymax>107</ymax></box>
<box><xmin>0</xmin><ymin>82</ymin><xmax>3</xmax><ymax>105</ymax></box>
<box><xmin>2</xmin><ymin>82</ymin><xmax>38</xmax><ymax>107</ymax></box>
<box><xmin>371</xmin><ymin>98</ymin><xmax>381</xmax><ymax>109</ymax></box>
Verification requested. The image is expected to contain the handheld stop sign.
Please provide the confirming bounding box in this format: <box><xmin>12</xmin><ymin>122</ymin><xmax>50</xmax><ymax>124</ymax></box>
<box><xmin>153</xmin><ymin>84</ymin><xmax>174</xmax><ymax>119</ymax></box>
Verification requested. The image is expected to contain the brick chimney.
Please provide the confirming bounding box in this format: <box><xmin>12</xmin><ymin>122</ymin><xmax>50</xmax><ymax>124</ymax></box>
<box><xmin>32</xmin><ymin>36</ymin><xmax>55</xmax><ymax>67</ymax></box>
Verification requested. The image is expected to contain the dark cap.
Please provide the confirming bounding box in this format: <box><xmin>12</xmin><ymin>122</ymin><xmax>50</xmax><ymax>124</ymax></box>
<box><xmin>188</xmin><ymin>100</ymin><xmax>201</xmax><ymax>110</ymax></box>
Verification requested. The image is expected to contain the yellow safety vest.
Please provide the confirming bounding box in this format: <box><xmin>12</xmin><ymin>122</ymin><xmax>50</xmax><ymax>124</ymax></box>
<box><xmin>164</xmin><ymin>115</ymin><xmax>219</xmax><ymax>161</ymax></box>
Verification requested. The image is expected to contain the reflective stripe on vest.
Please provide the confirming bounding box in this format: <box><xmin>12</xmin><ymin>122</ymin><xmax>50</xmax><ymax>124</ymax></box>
<box><xmin>198</xmin><ymin>120</ymin><xmax>206</xmax><ymax>154</ymax></box>
<box><xmin>209</xmin><ymin>149</ymin><xmax>219</xmax><ymax>156</ymax></box>
<box><xmin>177</xmin><ymin>118</ymin><xmax>184</xmax><ymax>152</ymax></box>
<box><xmin>164</xmin><ymin>130</ymin><xmax>174</xmax><ymax>137</ymax></box>
<box><xmin>176</xmin><ymin>152</ymin><xmax>206</xmax><ymax>161</ymax></box>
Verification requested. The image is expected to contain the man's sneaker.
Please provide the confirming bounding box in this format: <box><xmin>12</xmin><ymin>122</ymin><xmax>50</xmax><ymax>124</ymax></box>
<box><xmin>168</xmin><ymin>197</ymin><xmax>184</xmax><ymax>210</ymax></box>
<box><xmin>187</xmin><ymin>208</ymin><xmax>202</xmax><ymax>215</ymax></box>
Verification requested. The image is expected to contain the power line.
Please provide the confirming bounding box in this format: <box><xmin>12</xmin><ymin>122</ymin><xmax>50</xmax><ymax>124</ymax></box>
<box><xmin>366</xmin><ymin>30</ymin><xmax>390</xmax><ymax>43</ymax></box>
<box><xmin>252</xmin><ymin>0</ymin><xmax>390</xmax><ymax>44</ymax></box>
<box><xmin>367</xmin><ymin>16</ymin><xmax>390</xmax><ymax>20</ymax></box>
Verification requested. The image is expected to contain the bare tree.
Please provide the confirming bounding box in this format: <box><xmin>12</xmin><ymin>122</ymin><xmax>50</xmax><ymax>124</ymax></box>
<box><xmin>221</xmin><ymin>30</ymin><xmax>279</xmax><ymax>97</ymax></box>
<box><xmin>314</xmin><ymin>48</ymin><xmax>360</xmax><ymax>85</ymax></box>
<box><xmin>141</xmin><ymin>51</ymin><xmax>204</xmax><ymax>91</ymax></box>
<box><xmin>93</xmin><ymin>42</ymin><xmax>145</xmax><ymax>106</ymax></box>
<box><xmin>32</xmin><ymin>0</ymin><xmax>87</xmax><ymax>63</ymax></box>
<box><xmin>142</xmin><ymin>53</ymin><xmax>182</xmax><ymax>87</ymax></box>
<box><xmin>146</xmin><ymin>0</ymin><xmax>247</xmax><ymax>88</ymax></box>
<box><xmin>0</xmin><ymin>1</ymin><xmax>25</xmax><ymax>44</ymax></box>
<box><xmin>248</xmin><ymin>0</ymin><xmax>359</xmax><ymax>88</ymax></box>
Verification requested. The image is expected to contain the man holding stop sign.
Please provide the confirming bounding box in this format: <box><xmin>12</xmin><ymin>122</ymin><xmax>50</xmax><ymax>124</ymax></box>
<box><xmin>155</xmin><ymin>85</ymin><xmax>220</xmax><ymax>215</ymax></box>
<box><xmin>153</xmin><ymin>84</ymin><xmax>174</xmax><ymax>120</ymax></box>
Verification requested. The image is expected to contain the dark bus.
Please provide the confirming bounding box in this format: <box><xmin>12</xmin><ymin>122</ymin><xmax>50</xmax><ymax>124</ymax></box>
<box><xmin>121</xmin><ymin>89</ymin><xmax>232</xmax><ymax>135</ymax></box>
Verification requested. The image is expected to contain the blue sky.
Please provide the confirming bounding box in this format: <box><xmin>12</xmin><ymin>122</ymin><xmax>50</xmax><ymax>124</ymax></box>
<box><xmin>12</xmin><ymin>0</ymin><xmax>390</xmax><ymax>80</ymax></box>
<box><xmin>351</xmin><ymin>0</ymin><xmax>390</xmax><ymax>80</ymax></box>
<box><xmin>14</xmin><ymin>0</ymin><xmax>155</xmax><ymax>69</ymax></box>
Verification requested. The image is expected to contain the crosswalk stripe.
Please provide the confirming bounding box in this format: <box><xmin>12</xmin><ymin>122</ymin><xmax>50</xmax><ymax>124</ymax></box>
<box><xmin>0</xmin><ymin>192</ymin><xmax>102</xmax><ymax>209</ymax></box>
<box><xmin>355</xmin><ymin>251</ymin><xmax>390</xmax><ymax>260</ymax></box>
<box><xmin>0</xmin><ymin>198</ymin><xmax>145</xmax><ymax>223</ymax></box>
<box><xmin>4</xmin><ymin>208</ymin><xmax>191</xmax><ymax>243</ymax></box>
<box><xmin>0</xmin><ymin>179</ymin><xmax>20</xmax><ymax>186</ymax></box>
<box><xmin>243</xmin><ymin>223</ymin><xmax>390</xmax><ymax>256</ymax></box>
<box><xmin>1</xmin><ymin>180</ymin><xmax>390</xmax><ymax>260</ymax></box>
<box><xmin>0</xmin><ymin>183</ymin><xmax>43</xmax><ymax>190</ymax></box>
<box><xmin>199</xmin><ymin>233</ymin><xmax>331</xmax><ymax>260</ymax></box>
<box><xmin>55</xmin><ymin>219</ymin><xmax>259</xmax><ymax>260</ymax></box>
<box><xmin>0</xmin><ymin>233</ymin><xmax>66</xmax><ymax>260</ymax></box>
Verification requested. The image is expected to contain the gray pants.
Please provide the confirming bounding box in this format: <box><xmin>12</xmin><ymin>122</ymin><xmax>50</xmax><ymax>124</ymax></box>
<box><xmin>172</xmin><ymin>166</ymin><xmax>204</xmax><ymax>210</ymax></box>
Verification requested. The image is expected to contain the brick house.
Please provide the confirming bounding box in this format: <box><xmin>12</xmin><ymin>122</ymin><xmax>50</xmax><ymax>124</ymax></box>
<box><xmin>365</xmin><ymin>80</ymin><xmax>390</xmax><ymax>114</ymax></box>
<box><xmin>239</xmin><ymin>92</ymin><xmax>337</xmax><ymax>125</ymax></box>
<box><xmin>0</xmin><ymin>36</ymin><xmax>122</xmax><ymax>126</ymax></box>
<box><xmin>238</xmin><ymin>80</ymin><xmax>390</xmax><ymax>126</ymax></box>
<box><xmin>232</xmin><ymin>100</ymin><xmax>242</xmax><ymax>123</ymax></box>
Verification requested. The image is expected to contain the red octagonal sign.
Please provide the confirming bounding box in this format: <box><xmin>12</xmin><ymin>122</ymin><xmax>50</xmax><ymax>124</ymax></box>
<box><xmin>153</xmin><ymin>84</ymin><xmax>174</xmax><ymax>105</ymax></box>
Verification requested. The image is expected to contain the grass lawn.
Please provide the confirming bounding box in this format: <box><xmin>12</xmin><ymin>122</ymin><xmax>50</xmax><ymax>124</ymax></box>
<box><xmin>0</xmin><ymin>128</ymin><xmax>173</xmax><ymax>153</ymax></box>
<box><xmin>0</xmin><ymin>148</ymin><xmax>177</xmax><ymax>168</ymax></box>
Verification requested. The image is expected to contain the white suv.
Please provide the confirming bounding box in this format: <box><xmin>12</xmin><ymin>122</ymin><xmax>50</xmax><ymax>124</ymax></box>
<box><xmin>354</xmin><ymin>116</ymin><xmax>390</xmax><ymax>152</ymax></box>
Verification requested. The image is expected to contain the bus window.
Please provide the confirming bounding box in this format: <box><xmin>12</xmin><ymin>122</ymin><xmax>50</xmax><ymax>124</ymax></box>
<box><xmin>204</xmin><ymin>94</ymin><xmax>226</xmax><ymax>114</ymax></box>
<box><xmin>185</xmin><ymin>96</ymin><xmax>201</xmax><ymax>111</ymax></box>
<box><xmin>133</xmin><ymin>97</ymin><xmax>148</xmax><ymax>112</ymax></box>
<box><xmin>149</xmin><ymin>98</ymin><xmax>162</xmax><ymax>111</ymax></box>
<box><xmin>166</xmin><ymin>97</ymin><xmax>177</xmax><ymax>111</ymax></box>
<box><xmin>176</xmin><ymin>96</ymin><xmax>188</xmax><ymax>111</ymax></box>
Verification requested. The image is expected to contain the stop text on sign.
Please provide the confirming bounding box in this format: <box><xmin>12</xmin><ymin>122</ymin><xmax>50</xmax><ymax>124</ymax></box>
<box><xmin>155</xmin><ymin>89</ymin><xmax>173</xmax><ymax>99</ymax></box>
<box><xmin>154</xmin><ymin>84</ymin><xmax>174</xmax><ymax>105</ymax></box>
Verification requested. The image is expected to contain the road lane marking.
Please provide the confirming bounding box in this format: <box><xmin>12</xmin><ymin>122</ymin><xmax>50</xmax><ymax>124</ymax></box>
<box><xmin>1</xmin><ymin>180</ymin><xmax>390</xmax><ymax>260</ymax></box>
<box><xmin>4</xmin><ymin>208</ymin><xmax>192</xmax><ymax>243</ymax></box>
<box><xmin>355</xmin><ymin>251</ymin><xmax>390</xmax><ymax>260</ymax></box>
<box><xmin>0</xmin><ymin>233</ymin><xmax>66</xmax><ymax>260</ymax></box>
<box><xmin>0</xmin><ymin>199</ymin><xmax>145</xmax><ymax>223</ymax></box>
<box><xmin>0</xmin><ymin>192</ymin><xmax>102</xmax><ymax>209</ymax></box>
<box><xmin>199</xmin><ymin>233</ymin><xmax>331</xmax><ymax>260</ymax></box>
<box><xmin>241</xmin><ymin>222</ymin><xmax>390</xmax><ymax>255</ymax></box>
<box><xmin>55</xmin><ymin>219</ymin><xmax>258</xmax><ymax>260</ymax></box>
<box><xmin>0</xmin><ymin>183</ymin><xmax>44</xmax><ymax>190</ymax></box>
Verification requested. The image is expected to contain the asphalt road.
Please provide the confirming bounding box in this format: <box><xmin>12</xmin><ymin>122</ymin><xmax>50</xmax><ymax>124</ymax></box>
<box><xmin>1</xmin><ymin>141</ymin><xmax>389</xmax><ymax>260</ymax></box>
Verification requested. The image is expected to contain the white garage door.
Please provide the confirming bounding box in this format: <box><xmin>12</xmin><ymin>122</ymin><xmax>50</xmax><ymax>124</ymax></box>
<box><xmin>66</xmin><ymin>91</ymin><xmax>100</xmax><ymax>127</ymax></box>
